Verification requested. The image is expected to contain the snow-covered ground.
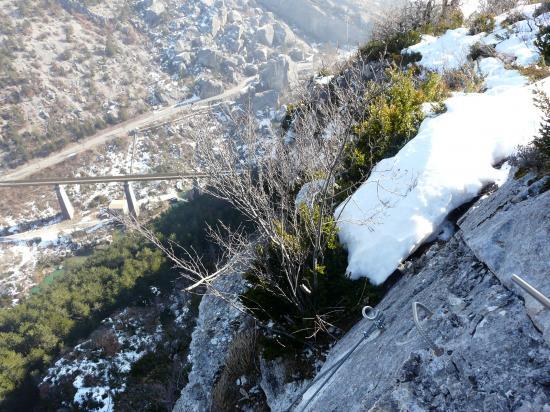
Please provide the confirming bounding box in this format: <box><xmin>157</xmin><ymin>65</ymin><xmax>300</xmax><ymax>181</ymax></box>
<box><xmin>406</xmin><ymin>3</ymin><xmax>546</xmax><ymax>71</ymax></box>
<box><xmin>0</xmin><ymin>219</ymin><xmax>111</xmax><ymax>305</ymax></box>
<box><xmin>41</xmin><ymin>292</ymin><xmax>192</xmax><ymax>412</ymax></box>
<box><xmin>336</xmin><ymin>4</ymin><xmax>550</xmax><ymax>284</ymax></box>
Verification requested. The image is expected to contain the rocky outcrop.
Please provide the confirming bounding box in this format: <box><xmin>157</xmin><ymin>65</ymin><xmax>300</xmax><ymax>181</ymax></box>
<box><xmin>256</xmin><ymin>0</ymin><xmax>376</xmax><ymax>44</ymax></box>
<box><xmin>256</xmin><ymin>25</ymin><xmax>275</xmax><ymax>46</ymax></box>
<box><xmin>251</xmin><ymin>90</ymin><xmax>281</xmax><ymax>113</ymax></box>
<box><xmin>142</xmin><ymin>0</ymin><xmax>166</xmax><ymax>25</ymax></box>
<box><xmin>259</xmin><ymin>55</ymin><xmax>298</xmax><ymax>92</ymax></box>
<box><xmin>459</xmin><ymin>175</ymin><xmax>550</xmax><ymax>342</ymax></box>
<box><xmin>173</xmin><ymin>268</ymin><xmax>249</xmax><ymax>412</ymax></box>
<box><xmin>292</xmin><ymin>172</ymin><xmax>550</xmax><ymax>411</ymax></box>
<box><xmin>195</xmin><ymin>49</ymin><xmax>226</xmax><ymax>70</ymax></box>
<box><xmin>58</xmin><ymin>0</ymin><xmax>108</xmax><ymax>26</ymax></box>
<box><xmin>171</xmin><ymin>172</ymin><xmax>549</xmax><ymax>412</ymax></box>
<box><xmin>195</xmin><ymin>77</ymin><xmax>224</xmax><ymax>99</ymax></box>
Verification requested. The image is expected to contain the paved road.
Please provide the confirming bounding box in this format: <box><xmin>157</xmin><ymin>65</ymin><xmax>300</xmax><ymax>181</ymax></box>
<box><xmin>0</xmin><ymin>76</ymin><xmax>257</xmax><ymax>182</ymax></box>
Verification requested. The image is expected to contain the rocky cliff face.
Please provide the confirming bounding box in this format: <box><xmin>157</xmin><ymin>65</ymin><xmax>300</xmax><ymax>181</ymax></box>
<box><xmin>294</xmin><ymin>172</ymin><xmax>549</xmax><ymax>411</ymax></box>
<box><xmin>172</xmin><ymin>171</ymin><xmax>550</xmax><ymax>411</ymax></box>
<box><xmin>173</xmin><ymin>267</ymin><xmax>249</xmax><ymax>412</ymax></box>
<box><xmin>256</xmin><ymin>0</ymin><xmax>389</xmax><ymax>44</ymax></box>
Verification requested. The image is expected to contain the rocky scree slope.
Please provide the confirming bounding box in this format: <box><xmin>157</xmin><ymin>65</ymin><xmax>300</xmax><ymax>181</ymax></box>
<box><xmin>0</xmin><ymin>0</ymin><xmax>384</xmax><ymax>169</ymax></box>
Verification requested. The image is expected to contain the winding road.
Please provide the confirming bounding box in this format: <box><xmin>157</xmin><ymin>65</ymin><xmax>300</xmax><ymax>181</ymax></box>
<box><xmin>0</xmin><ymin>75</ymin><xmax>258</xmax><ymax>182</ymax></box>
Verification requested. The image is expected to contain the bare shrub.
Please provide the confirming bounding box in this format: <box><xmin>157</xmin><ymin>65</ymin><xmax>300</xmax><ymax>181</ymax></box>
<box><xmin>502</xmin><ymin>10</ymin><xmax>528</xmax><ymax>26</ymax></box>
<box><xmin>377</xmin><ymin>0</ymin><xmax>465</xmax><ymax>37</ymax></box>
<box><xmin>479</xmin><ymin>0</ymin><xmax>520</xmax><ymax>15</ymax></box>
<box><xmin>515</xmin><ymin>64</ymin><xmax>550</xmax><ymax>81</ymax></box>
<box><xmin>442</xmin><ymin>62</ymin><xmax>486</xmax><ymax>92</ymax></box>
<box><xmin>125</xmin><ymin>60</ymin><xmax>392</xmax><ymax>341</ymax></box>
<box><xmin>187</xmin><ymin>64</ymin><xmax>383</xmax><ymax>313</ymax></box>
<box><xmin>90</xmin><ymin>327</ymin><xmax>120</xmax><ymax>356</ymax></box>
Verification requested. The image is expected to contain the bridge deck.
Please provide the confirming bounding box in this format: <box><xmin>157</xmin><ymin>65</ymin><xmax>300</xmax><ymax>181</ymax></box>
<box><xmin>0</xmin><ymin>172</ymin><xmax>209</xmax><ymax>187</ymax></box>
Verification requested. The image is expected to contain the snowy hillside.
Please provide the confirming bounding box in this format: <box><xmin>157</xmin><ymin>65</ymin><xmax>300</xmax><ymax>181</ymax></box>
<box><xmin>336</xmin><ymin>3</ymin><xmax>550</xmax><ymax>284</ymax></box>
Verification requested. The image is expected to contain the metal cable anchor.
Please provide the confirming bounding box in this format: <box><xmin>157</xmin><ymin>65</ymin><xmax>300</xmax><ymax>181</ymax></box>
<box><xmin>289</xmin><ymin>306</ymin><xmax>385</xmax><ymax>412</ymax></box>
<box><xmin>412</xmin><ymin>301</ymin><xmax>444</xmax><ymax>356</ymax></box>
<box><xmin>362</xmin><ymin>305</ymin><xmax>385</xmax><ymax>331</ymax></box>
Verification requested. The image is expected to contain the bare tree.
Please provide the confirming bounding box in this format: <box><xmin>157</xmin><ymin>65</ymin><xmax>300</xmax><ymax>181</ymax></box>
<box><xmin>182</xmin><ymin>60</ymin><xmax>391</xmax><ymax>322</ymax></box>
<box><xmin>370</xmin><ymin>0</ymin><xmax>463</xmax><ymax>42</ymax></box>
<box><xmin>122</xmin><ymin>52</ymin><xmax>403</xmax><ymax>341</ymax></box>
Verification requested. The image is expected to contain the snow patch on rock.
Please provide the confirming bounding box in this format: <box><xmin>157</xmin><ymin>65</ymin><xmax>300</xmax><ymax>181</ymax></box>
<box><xmin>338</xmin><ymin>9</ymin><xmax>549</xmax><ymax>284</ymax></box>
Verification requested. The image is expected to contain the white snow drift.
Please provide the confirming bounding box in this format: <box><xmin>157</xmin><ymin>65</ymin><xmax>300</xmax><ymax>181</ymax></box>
<box><xmin>404</xmin><ymin>4</ymin><xmax>549</xmax><ymax>72</ymax></box>
<box><xmin>336</xmin><ymin>5</ymin><xmax>550</xmax><ymax>284</ymax></box>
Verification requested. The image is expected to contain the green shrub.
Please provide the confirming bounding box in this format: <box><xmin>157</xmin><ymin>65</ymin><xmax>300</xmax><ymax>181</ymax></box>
<box><xmin>532</xmin><ymin>88</ymin><xmax>550</xmax><ymax>173</ymax></box>
<box><xmin>360</xmin><ymin>30</ymin><xmax>422</xmax><ymax>62</ymax></box>
<box><xmin>421</xmin><ymin>8</ymin><xmax>465</xmax><ymax>36</ymax></box>
<box><xmin>469</xmin><ymin>13</ymin><xmax>496</xmax><ymax>35</ymax></box>
<box><xmin>342</xmin><ymin>68</ymin><xmax>448</xmax><ymax>183</ymax></box>
<box><xmin>241</xmin><ymin>207</ymin><xmax>383</xmax><ymax>355</ymax></box>
<box><xmin>535</xmin><ymin>24</ymin><xmax>550</xmax><ymax>64</ymax></box>
<box><xmin>513</xmin><ymin>89</ymin><xmax>550</xmax><ymax>175</ymax></box>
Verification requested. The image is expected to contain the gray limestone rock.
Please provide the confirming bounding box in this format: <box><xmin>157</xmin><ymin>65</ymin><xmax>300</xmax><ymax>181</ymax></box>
<box><xmin>288</xmin><ymin>174</ymin><xmax>550</xmax><ymax>411</ymax></box>
<box><xmin>195</xmin><ymin>48</ymin><xmax>226</xmax><ymax>70</ymax></box>
<box><xmin>260</xmin><ymin>358</ymin><xmax>310</xmax><ymax>411</ymax></box>
<box><xmin>459</xmin><ymin>173</ymin><xmax>550</xmax><ymax>342</ymax></box>
<box><xmin>252</xmin><ymin>47</ymin><xmax>269</xmax><ymax>63</ymax></box>
<box><xmin>195</xmin><ymin>77</ymin><xmax>224</xmax><ymax>99</ymax></box>
<box><xmin>273</xmin><ymin>22</ymin><xmax>296</xmax><ymax>47</ymax></box>
<box><xmin>256</xmin><ymin>0</ymin><xmax>374</xmax><ymax>45</ymax></box>
<box><xmin>259</xmin><ymin>55</ymin><xmax>298</xmax><ymax>92</ymax></box>
<box><xmin>143</xmin><ymin>0</ymin><xmax>165</xmax><ymax>25</ymax></box>
<box><xmin>173</xmin><ymin>269</ymin><xmax>249</xmax><ymax>412</ymax></box>
<box><xmin>251</xmin><ymin>90</ymin><xmax>280</xmax><ymax>112</ymax></box>
<box><xmin>293</xmin><ymin>235</ymin><xmax>549</xmax><ymax>411</ymax></box>
<box><xmin>227</xmin><ymin>10</ymin><xmax>242</xmax><ymax>23</ymax></box>
<box><xmin>244</xmin><ymin>63</ymin><xmax>259</xmax><ymax>77</ymax></box>
<box><xmin>256</xmin><ymin>24</ymin><xmax>275</xmax><ymax>46</ymax></box>
<box><xmin>289</xmin><ymin>48</ymin><xmax>306</xmax><ymax>62</ymax></box>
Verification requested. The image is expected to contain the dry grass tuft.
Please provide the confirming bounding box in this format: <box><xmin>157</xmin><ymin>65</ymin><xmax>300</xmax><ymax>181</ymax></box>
<box><xmin>210</xmin><ymin>328</ymin><xmax>265</xmax><ymax>412</ymax></box>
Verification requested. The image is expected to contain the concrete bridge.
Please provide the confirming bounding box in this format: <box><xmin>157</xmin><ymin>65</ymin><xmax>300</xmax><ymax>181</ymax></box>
<box><xmin>0</xmin><ymin>172</ymin><xmax>208</xmax><ymax>220</ymax></box>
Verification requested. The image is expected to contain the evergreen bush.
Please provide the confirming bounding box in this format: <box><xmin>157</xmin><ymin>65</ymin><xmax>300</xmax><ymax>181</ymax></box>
<box><xmin>469</xmin><ymin>13</ymin><xmax>496</xmax><ymax>35</ymax></box>
<box><xmin>535</xmin><ymin>24</ymin><xmax>550</xmax><ymax>64</ymax></box>
<box><xmin>342</xmin><ymin>68</ymin><xmax>448</xmax><ymax>184</ymax></box>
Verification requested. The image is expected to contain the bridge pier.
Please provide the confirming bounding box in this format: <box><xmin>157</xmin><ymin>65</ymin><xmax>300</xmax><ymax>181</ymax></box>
<box><xmin>55</xmin><ymin>184</ymin><xmax>75</xmax><ymax>220</ymax></box>
<box><xmin>123</xmin><ymin>181</ymin><xmax>140</xmax><ymax>218</ymax></box>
